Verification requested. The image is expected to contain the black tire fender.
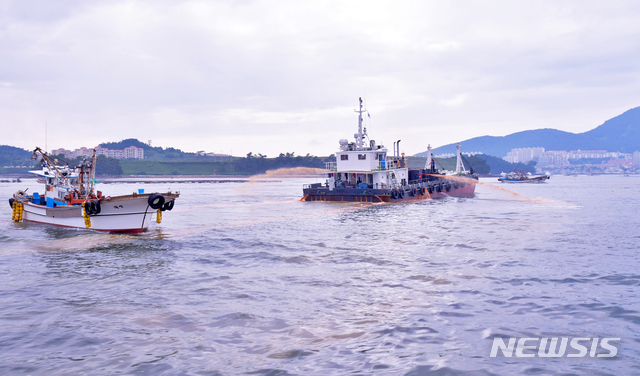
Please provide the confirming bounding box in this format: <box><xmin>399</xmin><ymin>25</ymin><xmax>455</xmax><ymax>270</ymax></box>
<box><xmin>162</xmin><ymin>200</ymin><xmax>174</xmax><ymax>211</ymax></box>
<box><xmin>148</xmin><ymin>193</ymin><xmax>165</xmax><ymax>209</ymax></box>
<box><xmin>9</xmin><ymin>198</ymin><xmax>15</xmax><ymax>208</ymax></box>
<box><xmin>91</xmin><ymin>200</ymin><xmax>101</xmax><ymax>215</ymax></box>
<box><xmin>85</xmin><ymin>201</ymin><xmax>95</xmax><ymax>215</ymax></box>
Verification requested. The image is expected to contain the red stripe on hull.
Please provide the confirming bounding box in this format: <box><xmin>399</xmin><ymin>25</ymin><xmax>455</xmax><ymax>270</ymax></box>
<box><xmin>22</xmin><ymin>219</ymin><xmax>147</xmax><ymax>234</ymax></box>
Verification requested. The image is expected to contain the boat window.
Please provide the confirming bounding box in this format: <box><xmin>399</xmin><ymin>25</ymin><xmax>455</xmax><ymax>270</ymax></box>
<box><xmin>47</xmin><ymin>178</ymin><xmax>55</xmax><ymax>185</ymax></box>
<box><xmin>358</xmin><ymin>154</ymin><xmax>366</xmax><ymax>160</ymax></box>
<box><xmin>341</xmin><ymin>154</ymin><xmax>348</xmax><ymax>161</ymax></box>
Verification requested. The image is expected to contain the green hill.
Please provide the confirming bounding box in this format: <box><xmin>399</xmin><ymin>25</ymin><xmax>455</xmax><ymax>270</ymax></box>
<box><xmin>0</xmin><ymin>145</ymin><xmax>37</xmax><ymax>172</ymax></box>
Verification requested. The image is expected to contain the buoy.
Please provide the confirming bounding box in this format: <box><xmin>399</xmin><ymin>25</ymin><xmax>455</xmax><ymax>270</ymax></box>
<box><xmin>156</xmin><ymin>209</ymin><xmax>162</xmax><ymax>223</ymax></box>
<box><xmin>81</xmin><ymin>202</ymin><xmax>91</xmax><ymax>228</ymax></box>
<box><xmin>12</xmin><ymin>201</ymin><xmax>23</xmax><ymax>222</ymax></box>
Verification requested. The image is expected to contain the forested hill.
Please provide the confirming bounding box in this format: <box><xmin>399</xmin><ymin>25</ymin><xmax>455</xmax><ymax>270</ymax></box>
<box><xmin>416</xmin><ymin>106</ymin><xmax>640</xmax><ymax>157</ymax></box>
<box><xmin>0</xmin><ymin>145</ymin><xmax>34</xmax><ymax>166</ymax></box>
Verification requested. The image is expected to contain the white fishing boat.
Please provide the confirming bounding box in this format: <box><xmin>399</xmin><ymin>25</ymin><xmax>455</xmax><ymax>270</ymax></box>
<box><xmin>8</xmin><ymin>147</ymin><xmax>179</xmax><ymax>234</ymax></box>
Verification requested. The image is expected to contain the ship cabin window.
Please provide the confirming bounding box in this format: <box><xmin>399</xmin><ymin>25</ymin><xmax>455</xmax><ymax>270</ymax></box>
<box><xmin>341</xmin><ymin>154</ymin><xmax>348</xmax><ymax>161</ymax></box>
<box><xmin>47</xmin><ymin>178</ymin><xmax>55</xmax><ymax>185</ymax></box>
<box><xmin>358</xmin><ymin>154</ymin><xmax>366</xmax><ymax>160</ymax></box>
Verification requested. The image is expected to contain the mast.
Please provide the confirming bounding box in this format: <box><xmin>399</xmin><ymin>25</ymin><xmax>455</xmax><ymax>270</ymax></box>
<box><xmin>455</xmin><ymin>143</ymin><xmax>467</xmax><ymax>173</ymax></box>
<box><xmin>425</xmin><ymin>144</ymin><xmax>432</xmax><ymax>169</ymax></box>
<box><xmin>354</xmin><ymin>97</ymin><xmax>367</xmax><ymax>150</ymax></box>
<box><xmin>89</xmin><ymin>149</ymin><xmax>97</xmax><ymax>195</ymax></box>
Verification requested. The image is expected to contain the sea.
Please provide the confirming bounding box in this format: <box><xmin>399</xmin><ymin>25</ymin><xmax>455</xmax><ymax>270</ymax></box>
<box><xmin>1</xmin><ymin>174</ymin><xmax>639</xmax><ymax>375</ymax></box>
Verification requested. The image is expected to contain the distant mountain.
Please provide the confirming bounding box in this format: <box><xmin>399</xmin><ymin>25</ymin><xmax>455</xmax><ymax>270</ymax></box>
<box><xmin>416</xmin><ymin>106</ymin><xmax>640</xmax><ymax>157</ymax></box>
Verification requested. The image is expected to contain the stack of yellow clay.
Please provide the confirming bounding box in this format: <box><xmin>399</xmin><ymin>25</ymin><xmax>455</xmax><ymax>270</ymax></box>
<box><xmin>156</xmin><ymin>209</ymin><xmax>162</xmax><ymax>223</ymax></box>
<box><xmin>81</xmin><ymin>202</ymin><xmax>91</xmax><ymax>228</ymax></box>
<box><xmin>11</xmin><ymin>201</ymin><xmax>23</xmax><ymax>222</ymax></box>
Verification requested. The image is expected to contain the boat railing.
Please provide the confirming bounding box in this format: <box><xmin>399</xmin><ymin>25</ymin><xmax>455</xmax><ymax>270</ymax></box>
<box><xmin>373</xmin><ymin>157</ymin><xmax>404</xmax><ymax>171</ymax></box>
<box><xmin>325</xmin><ymin>162</ymin><xmax>337</xmax><ymax>171</ymax></box>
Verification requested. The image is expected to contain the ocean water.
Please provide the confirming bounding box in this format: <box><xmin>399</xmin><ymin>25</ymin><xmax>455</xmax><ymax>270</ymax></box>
<box><xmin>1</xmin><ymin>175</ymin><xmax>639</xmax><ymax>375</ymax></box>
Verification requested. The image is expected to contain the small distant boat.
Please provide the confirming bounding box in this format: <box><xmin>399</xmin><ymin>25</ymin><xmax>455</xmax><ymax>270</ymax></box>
<box><xmin>498</xmin><ymin>170</ymin><xmax>550</xmax><ymax>183</ymax></box>
<box><xmin>8</xmin><ymin>147</ymin><xmax>179</xmax><ymax>234</ymax></box>
<box><xmin>302</xmin><ymin>98</ymin><xmax>477</xmax><ymax>202</ymax></box>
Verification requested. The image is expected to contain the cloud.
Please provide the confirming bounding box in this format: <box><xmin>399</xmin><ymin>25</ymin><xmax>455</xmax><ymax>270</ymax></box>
<box><xmin>1</xmin><ymin>0</ymin><xmax>640</xmax><ymax>156</ymax></box>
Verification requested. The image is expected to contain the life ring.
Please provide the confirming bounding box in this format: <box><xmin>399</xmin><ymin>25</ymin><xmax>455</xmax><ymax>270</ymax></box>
<box><xmin>90</xmin><ymin>200</ymin><xmax>101</xmax><ymax>215</ymax></box>
<box><xmin>162</xmin><ymin>200</ymin><xmax>175</xmax><ymax>211</ymax></box>
<box><xmin>427</xmin><ymin>185</ymin><xmax>433</xmax><ymax>194</ymax></box>
<box><xmin>411</xmin><ymin>186</ymin><xmax>417</xmax><ymax>196</ymax></box>
<box><xmin>420</xmin><ymin>187</ymin><xmax>426</xmax><ymax>195</ymax></box>
<box><xmin>148</xmin><ymin>193</ymin><xmax>165</xmax><ymax>209</ymax></box>
<box><xmin>399</xmin><ymin>189</ymin><xmax>405</xmax><ymax>198</ymax></box>
<box><xmin>436</xmin><ymin>183</ymin><xmax>442</xmax><ymax>192</ymax></box>
<box><xmin>9</xmin><ymin>198</ymin><xmax>15</xmax><ymax>208</ymax></box>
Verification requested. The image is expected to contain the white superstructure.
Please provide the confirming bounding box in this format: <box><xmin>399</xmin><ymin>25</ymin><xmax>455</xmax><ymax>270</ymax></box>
<box><xmin>327</xmin><ymin>98</ymin><xmax>408</xmax><ymax>190</ymax></box>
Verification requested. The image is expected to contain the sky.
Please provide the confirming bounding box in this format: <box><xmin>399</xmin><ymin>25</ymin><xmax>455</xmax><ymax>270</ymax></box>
<box><xmin>2</xmin><ymin>0</ymin><xmax>640</xmax><ymax>157</ymax></box>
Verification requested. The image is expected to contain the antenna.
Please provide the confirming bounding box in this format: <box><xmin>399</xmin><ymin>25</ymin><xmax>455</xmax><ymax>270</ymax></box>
<box><xmin>354</xmin><ymin>97</ymin><xmax>367</xmax><ymax>150</ymax></box>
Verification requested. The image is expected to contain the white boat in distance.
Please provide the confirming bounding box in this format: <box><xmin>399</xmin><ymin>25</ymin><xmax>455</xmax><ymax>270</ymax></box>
<box><xmin>498</xmin><ymin>170</ymin><xmax>551</xmax><ymax>183</ymax></box>
<box><xmin>9</xmin><ymin>147</ymin><xmax>179</xmax><ymax>234</ymax></box>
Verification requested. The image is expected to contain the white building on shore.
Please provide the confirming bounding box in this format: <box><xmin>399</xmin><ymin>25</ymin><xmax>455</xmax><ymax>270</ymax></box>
<box><xmin>503</xmin><ymin>147</ymin><xmax>545</xmax><ymax>163</ymax></box>
<box><xmin>52</xmin><ymin>146</ymin><xmax>144</xmax><ymax>160</ymax></box>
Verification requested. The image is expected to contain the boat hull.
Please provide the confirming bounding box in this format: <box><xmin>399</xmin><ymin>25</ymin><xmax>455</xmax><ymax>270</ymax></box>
<box><xmin>20</xmin><ymin>193</ymin><xmax>178</xmax><ymax>233</ymax></box>
<box><xmin>498</xmin><ymin>177</ymin><xmax>549</xmax><ymax>183</ymax></box>
<box><xmin>302</xmin><ymin>179</ymin><xmax>476</xmax><ymax>202</ymax></box>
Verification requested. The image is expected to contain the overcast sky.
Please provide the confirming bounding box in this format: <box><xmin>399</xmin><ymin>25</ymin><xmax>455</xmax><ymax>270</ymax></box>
<box><xmin>2</xmin><ymin>0</ymin><xmax>640</xmax><ymax>157</ymax></box>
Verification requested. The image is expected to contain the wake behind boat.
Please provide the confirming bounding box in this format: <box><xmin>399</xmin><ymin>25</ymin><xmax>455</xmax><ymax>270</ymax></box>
<box><xmin>302</xmin><ymin>98</ymin><xmax>478</xmax><ymax>202</ymax></box>
<box><xmin>8</xmin><ymin>147</ymin><xmax>179</xmax><ymax>234</ymax></box>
